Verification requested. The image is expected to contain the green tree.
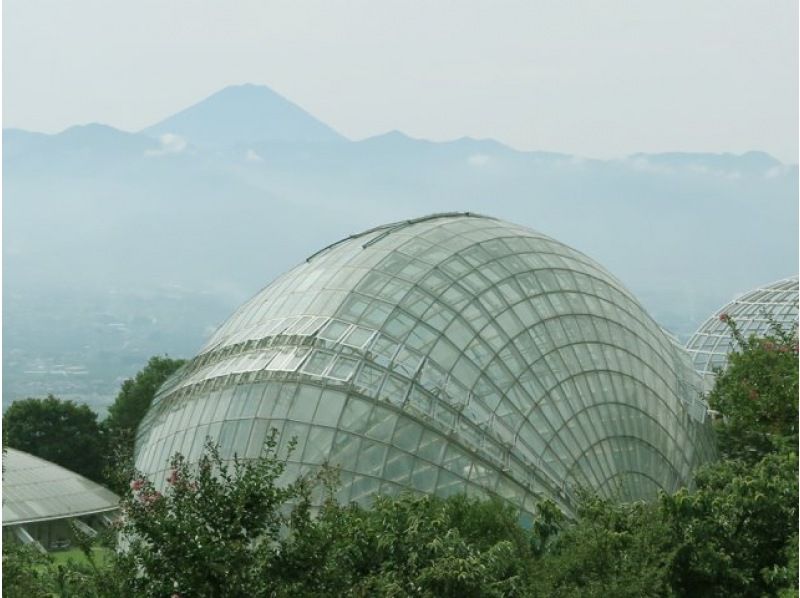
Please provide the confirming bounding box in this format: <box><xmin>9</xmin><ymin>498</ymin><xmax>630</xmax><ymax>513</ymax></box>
<box><xmin>104</xmin><ymin>355</ymin><xmax>185</xmax><ymax>435</ymax></box>
<box><xmin>95</xmin><ymin>430</ymin><xmax>543</xmax><ymax>597</ymax></box>
<box><xmin>664</xmin><ymin>452</ymin><xmax>798</xmax><ymax>597</ymax></box>
<box><xmin>3</xmin><ymin>395</ymin><xmax>104</xmax><ymax>482</ymax></box>
<box><xmin>2</xmin><ymin>542</ymin><xmax>51</xmax><ymax>598</ymax></box>
<box><xmin>709</xmin><ymin>316</ymin><xmax>798</xmax><ymax>461</ymax></box>
<box><xmin>272</xmin><ymin>492</ymin><xmax>536</xmax><ymax>597</ymax></box>
<box><xmin>102</xmin><ymin>355</ymin><xmax>184</xmax><ymax>492</ymax></box>
<box><xmin>2</xmin><ymin>524</ymin><xmax>121</xmax><ymax>597</ymax></box>
<box><xmin>113</xmin><ymin>432</ymin><xmax>312</xmax><ymax>597</ymax></box>
<box><xmin>662</xmin><ymin>314</ymin><xmax>799</xmax><ymax>597</ymax></box>
<box><xmin>527</xmin><ymin>494</ymin><xmax>678</xmax><ymax>598</ymax></box>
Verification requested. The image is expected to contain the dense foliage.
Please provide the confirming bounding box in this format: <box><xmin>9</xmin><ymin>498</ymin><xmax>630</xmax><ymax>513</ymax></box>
<box><xmin>2</xmin><ymin>355</ymin><xmax>185</xmax><ymax>492</ymax></box>
<box><xmin>708</xmin><ymin>316</ymin><xmax>798</xmax><ymax>462</ymax></box>
<box><xmin>104</xmin><ymin>355</ymin><xmax>186</xmax><ymax>436</ymax></box>
<box><xmin>664</xmin><ymin>451</ymin><xmax>798</xmax><ymax>597</ymax></box>
<box><xmin>1</xmin><ymin>542</ymin><xmax>52</xmax><ymax>598</ymax></box>
<box><xmin>102</xmin><ymin>356</ymin><xmax>186</xmax><ymax>491</ymax></box>
<box><xmin>528</xmin><ymin>494</ymin><xmax>677</xmax><ymax>597</ymax></box>
<box><xmin>3</xmin><ymin>320</ymin><xmax>797</xmax><ymax>596</ymax></box>
<box><xmin>3</xmin><ymin>395</ymin><xmax>105</xmax><ymax>482</ymax></box>
<box><xmin>115</xmin><ymin>433</ymin><xmax>311</xmax><ymax>597</ymax></box>
<box><xmin>272</xmin><ymin>491</ymin><xmax>542</xmax><ymax>596</ymax></box>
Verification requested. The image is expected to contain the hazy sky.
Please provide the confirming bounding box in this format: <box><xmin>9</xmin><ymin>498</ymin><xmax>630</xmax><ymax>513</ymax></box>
<box><xmin>3</xmin><ymin>1</ymin><xmax>798</xmax><ymax>162</ymax></box>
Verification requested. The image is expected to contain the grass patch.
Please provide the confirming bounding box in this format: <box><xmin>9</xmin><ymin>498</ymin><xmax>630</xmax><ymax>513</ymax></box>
<box><xmin>49</xmin><ymin>546</ymin><xmax>111</xmax><ymax>567</ymax></box>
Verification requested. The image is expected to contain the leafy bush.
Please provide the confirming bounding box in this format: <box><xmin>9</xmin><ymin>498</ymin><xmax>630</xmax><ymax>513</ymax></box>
<box><xmin>664</xmin><ymin>451</ymin><xmax>798</xmax><ymax>597</ymax></box>
<box><xmin>114</xmin><ymin>431</ymin><xmax>313</xmax><ymax>597</ymax></box>
<box><xmin>2</xmin><ymin>542</ymin><xmax>51</xmax><ymax>598</ymax></box>
<box><xmin>527</xmin><ymin>494</ymin><xmax>678</xmax><ymax>597</ymax></box>
<box><xmin>271</xmin><ymin>492</ymin><xmax>541</xmax><ymax>597</ymax></box>
<box><xmin>709</xmin><ymin>315</ymin><xmax>798</xmax><ymax>461</ymax></box>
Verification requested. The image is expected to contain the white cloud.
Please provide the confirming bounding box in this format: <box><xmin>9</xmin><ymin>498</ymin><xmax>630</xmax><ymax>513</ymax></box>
<box><xmin>765</xmin><ymin>165</ymin><xmax>790</xmax><ymax>179</ymax></box>
<box><xmin>688</xmin><ymin>164</ymin><xmax>710</xmax><ymax>175</ymax></box>
<box><xmin>553</xmin><ymin>155</ymin><xmax>587</xmax><ymax>168</ymax></box>
<box><xmin>245</xmin><ymin>149</ymin><xmax>264</xmax><ymax>162</ymax></box>
<box><xmin>145</xmin><ymin>133</ymin><xmax>187</xmax><ymax>156</ymax></box>
<box><xmin>689</xmin><ymin>164</ymin><xmax>742</xmax><ymax>179</ymax></box>
<box><xmin>467</xmin><ymin>153</ymin><xmax>490</xmax><ymax>167</ymax></box>
<box><xmin>626</xmin><ymin>157</ymin><xmax>674</xmax><ymax>174</ymax></box>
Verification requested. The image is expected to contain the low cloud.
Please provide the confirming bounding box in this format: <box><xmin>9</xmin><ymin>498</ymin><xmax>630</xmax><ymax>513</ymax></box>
<box><xmin>245</xmin><ymin>149</ymin><xmax>264</xmax><ymax>163</ymax></box>
<box><xmin>553</xmin><ymin>155</ymin><xmax>587</xmax><ymax>168</ymax></box>
<box><xmin>626</xmin><ymin>157</ymin><xmax>674</xmax><ymax>174</ymax></box>
<box><xmin>765</xmin><ymin>165</ymin><xmax>790</xmax><ymax>179</ymax></box>
<box><xmin>689</xmin><ymin>164</ymin><xmax>742</xmax><ymax>179</ymax></box>
<box><xmin>145</xmin><ymin>133</ymin><xmax>188</xmax><ymax>156</ymax></box>
<box><xmin>467</xmin><ymin>153</ymin><xmax>490</xmax><ymax>167</ymax></box>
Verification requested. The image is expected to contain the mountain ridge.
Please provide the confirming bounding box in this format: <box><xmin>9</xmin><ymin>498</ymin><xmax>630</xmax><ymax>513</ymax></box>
<box><xmin>3</xmin><ymin>84</ymin><xmax>793</xmax><ymax>166</ymax></box>
<box><xmin>141</xmin><ymin>83</ymin><xmax>346</xmax><ymax>147</ymax></box>
<box><xmin>3</xmin><ymin>84</ymin><xmax>797</xmax><ymax>410</ymax></box>
<box><xmin>3</xmin><ymin>123</ymin><xmax>790</xmax><ymax>169</ymax></box>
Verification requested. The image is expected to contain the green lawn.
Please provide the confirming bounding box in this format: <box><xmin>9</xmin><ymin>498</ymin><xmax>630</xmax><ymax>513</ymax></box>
<box><xmin>49</xmin><ymin>546</ymin><xmax>111</xmax><ymax>567</ymax></box>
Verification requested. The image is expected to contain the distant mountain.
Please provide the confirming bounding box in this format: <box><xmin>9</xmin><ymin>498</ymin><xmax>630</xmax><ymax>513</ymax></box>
<box><xmin>4</xmin><ymin>124</ymin><xmax>160</xmax><ymax>177</ymax></box>
<box><xmin>353</xmin><ymin>131</ymin><xmax>569</xmax><ymax>164</ymax></box>
<box><xmin>3</xmin><ymin>84</ymin><xmax>798</xmax><ymax>411</ymax></box>
<box><xmin>142</xmin><ymin>84</ymin><xmax>346</xmax><ymax>147</ymax></box>
<box><xmin>3</xmin><ymin>128</ymin><xmax>50</xmax><ymax>159</ymax></box>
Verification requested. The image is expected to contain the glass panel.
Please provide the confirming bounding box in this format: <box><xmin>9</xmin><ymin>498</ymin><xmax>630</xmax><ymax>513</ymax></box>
<box><xmin>302</xmin><ymin>426</ymin><xmax>335</xmax><ymax>462</ymax></box>
<box><xmin>383</xmin><ymin>449</ymin><xmax>414</xmax><ymax>484</ymax></box>
<box><xmin>354</xmin><ymin>363</ymin><xmax>385</xmax><ymax>394</ymax></box>
<box><xmin>328</xmin><ymin>356</ymin><xmax>359</xmax><ymax>381</ymax></box>
<box><xmin>391</xmin><ymin>418</ymin><xmax>424</xmax><ymax>453</ymax></box>
<box><xmin>319</xmin><ymin>319</ymin><xmax>351</xmax><ymax>342</ymax></box>
<box><xmin>339</xmin><ymin>399</ymin><xmax>372</xmax><ymax>434</ymax></box>
<box><xmin>313</xmin><ymin>390</ymin><xmax>347</xmax><ymax>427</ymax></box>
<box><xmin>288</xmin><ymin>385</ymin><xmax>321</xmax><ymax>421</ymax></box>
<box><xmin>301</xmin><ymin>350</ymin><xmax>335</xmax><ymax>376</ymax></box>
<box><xmin>342</xmin><ymin>325</ymin><xmax>375</xmax><ymax>348</ymax></box>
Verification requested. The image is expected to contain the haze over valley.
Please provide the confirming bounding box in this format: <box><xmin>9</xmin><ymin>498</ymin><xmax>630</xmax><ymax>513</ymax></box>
<box><xmin>4</xmin><ymin>84</ymin><xmax>797</xmax><ymax>411</ymax></box>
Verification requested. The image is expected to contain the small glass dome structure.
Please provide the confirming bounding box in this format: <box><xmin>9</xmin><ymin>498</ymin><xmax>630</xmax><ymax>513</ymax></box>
<box><xmin>2</xmin><ymin>448</ymin><xmax>119</xmax><ymax>551</ymax></box>
<box><xmin>686</xmin><ymin>276</ymin><xmax>799</xmax><ymax>389</ymax></box>
<box><xmin>135</xmin><ymin>213</ymin><xmax>715</xmax><ymax>516</ymax></box>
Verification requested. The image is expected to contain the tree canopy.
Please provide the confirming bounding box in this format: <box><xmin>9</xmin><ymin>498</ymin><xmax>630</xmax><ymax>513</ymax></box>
<box><xmin>104</xmin><ymin>355</ymin><xmax>185</xmax><ymax>436</ymax></box>
<box><xmin>3</xmin><ymin>395</ymin><xmax>105</xmax><ymax>482</ymax></box>
<box><xmin>102</xmin><ymin>355</ymin><xmax>185</xmax><ymax>492</ymax></box>
<box><xmin>708</xmin><ymin>316</ymin><xmax>798</xmax><ymax>461</ymax></box>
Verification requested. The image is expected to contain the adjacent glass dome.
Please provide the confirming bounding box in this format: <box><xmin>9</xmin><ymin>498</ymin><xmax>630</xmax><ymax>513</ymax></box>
<box><xmin>686</xmin><ymin>276</ymin><xmax>799</xmax><ymax>389</ymax></box>
<box><xmin>2</xmin><ymin>448</ymin><xmax>119</xmax><ymax>526</ymax></box>
<box><xmin>135</xmin><ymin>213</ymin><xmax>715</xmax><ymax>516</ymax></box>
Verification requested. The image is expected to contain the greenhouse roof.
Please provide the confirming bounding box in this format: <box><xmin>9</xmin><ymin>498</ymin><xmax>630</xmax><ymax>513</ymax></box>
<box><xmin>136</xmin><ymin>213</ymin><xmax>716</xmax><ymax>516</ymax></box>
<box><xmin>2</xmin><ymin>448</ymin><xmax>119</xmax><ymax>526</ymax></box>
<box><xmin>686</xmin><ymin>276</ymin><xmax>799</xmax><ymax>383</ymax></box>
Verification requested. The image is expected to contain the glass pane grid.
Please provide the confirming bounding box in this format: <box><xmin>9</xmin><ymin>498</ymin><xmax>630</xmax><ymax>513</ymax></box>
<box><xmin>136</xmin><ymin>214</ymin><xmax>718</xmax><ymax>517</ymax></box>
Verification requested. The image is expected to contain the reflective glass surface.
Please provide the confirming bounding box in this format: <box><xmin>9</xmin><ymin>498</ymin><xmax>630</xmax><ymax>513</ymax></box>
<box><xmin>3</xmin><ymin>449</ymin><xmax>119</xmax><ymax>525</ymax></box>
<box><xmin>686</xmin><ymin>276</ymin><xmax>799</xmax><ymax>390</ymax></box>
<box><xmin>135</xmin><ymin>213</ymin><xmax>716</xmax><ymax>516</ymax></box>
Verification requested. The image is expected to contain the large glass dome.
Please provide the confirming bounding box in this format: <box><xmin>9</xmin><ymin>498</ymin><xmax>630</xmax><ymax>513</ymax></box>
<box><xmin>135</xmin><ymin>213</ymin><xmax>715</xmax><ymax>516</ymax></box>
<box><xmin>686</xmin><ymin>276</ymin><xmax>799</xmax><ymax>389</ymax></box>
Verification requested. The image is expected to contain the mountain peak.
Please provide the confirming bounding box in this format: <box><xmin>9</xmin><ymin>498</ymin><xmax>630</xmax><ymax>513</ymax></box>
<box><xmin>142</xmin><ymin>84</ymin><xmax>346</xmax><ymax>147</ymax></box>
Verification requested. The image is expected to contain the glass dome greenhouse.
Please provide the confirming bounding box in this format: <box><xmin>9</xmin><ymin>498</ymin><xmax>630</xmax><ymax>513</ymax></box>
<box><xmin>2</xmin><ymin>449</ymin><xmax>119</xmax><ymax>551</ymax></box>
<box><xmin>686</xmin><ymin>276</ymin><xmax>799</xmax><ymax>389</ymax></box>
<box><xmin>134</xmin><ymin>213</ymin><xmax>715</xmax><ymax>517</ymax></box>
